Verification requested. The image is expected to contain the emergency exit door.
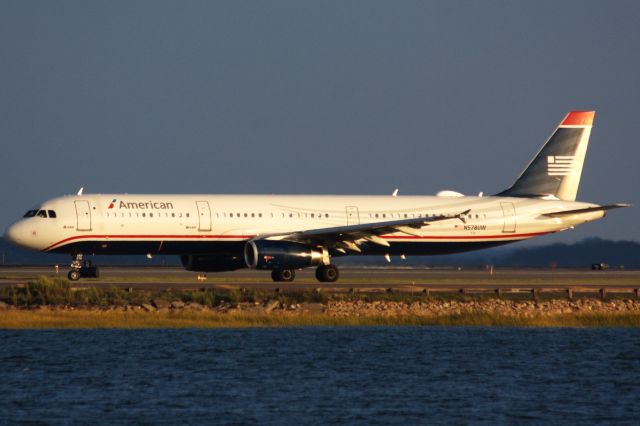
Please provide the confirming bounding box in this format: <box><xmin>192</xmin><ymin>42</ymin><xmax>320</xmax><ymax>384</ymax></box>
<box><xmin>75</xmin><ymin>200</ymin><xmax>91</xmax><ymax>231</ymax></box>
<box><xmin>196</xmin><ymin>201</ymin><xmax>212</xmax><ymax>231</ymax></box>
<box><xmin>500</xmin><ymin>202</ymin><xmax>516</xmax><ymax>233</ymax></box>
<box><xmin>346</xmin><ymin>206</ymin><xmax>360</xmax><ymax>225</ymax></box>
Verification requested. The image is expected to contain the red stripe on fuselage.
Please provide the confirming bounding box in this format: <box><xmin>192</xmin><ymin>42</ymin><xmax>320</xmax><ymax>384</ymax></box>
<box><xmin>43</xmin><ymin>231</ymin><xmax>553</xmax><ymax>252</ymax></box>
<box><xmin>43</xmin><ymin>234</ymin><xmax>254</xmax><ymax>251</ymax></box>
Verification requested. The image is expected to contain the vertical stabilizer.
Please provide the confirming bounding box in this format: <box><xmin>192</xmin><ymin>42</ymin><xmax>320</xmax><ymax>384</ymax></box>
<box><xmin>498</xmin><ymin>111</ymin><xmax>594</xmax><ymax>201</ymax></box>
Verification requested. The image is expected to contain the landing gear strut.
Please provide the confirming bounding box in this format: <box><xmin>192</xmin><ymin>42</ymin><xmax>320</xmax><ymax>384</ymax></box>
<box><xmin>271</xmin><ymin>269</ymin><xmax>296</xmax><ymax>282</ymax></box>
<box><xmin>315</xmin><ymin>264</ymin><xmax>339</xmax><ymax>282</ymax></box>
<box><xmin>67</xmin><ymin>253</ymin><xmax>99</xmax><ymax>281</ymax></box>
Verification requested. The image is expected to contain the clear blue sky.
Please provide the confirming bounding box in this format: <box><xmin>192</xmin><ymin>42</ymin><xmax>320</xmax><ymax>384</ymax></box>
<box><xmin>1</xmin><ymin>1</ymin><xmax>638</xmax><ymax>244</ymax></box>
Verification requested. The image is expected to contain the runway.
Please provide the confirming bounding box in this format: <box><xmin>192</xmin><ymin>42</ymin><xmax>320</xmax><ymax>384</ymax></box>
<box><xmin>1</xmin><ymin>266</ymin><xmax>639</xmax><ymax>294</ymax></box>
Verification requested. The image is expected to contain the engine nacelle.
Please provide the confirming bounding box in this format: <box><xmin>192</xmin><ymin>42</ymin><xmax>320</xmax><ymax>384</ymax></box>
<box><xmin>180</xmin><ymin>254</ymin><xmax>246</xmax><ymax>272</ymax></box>
<box><xmin>244</xmin><ymin>240</ymin><xmax>324</xmax><ymax>270</ymax></box>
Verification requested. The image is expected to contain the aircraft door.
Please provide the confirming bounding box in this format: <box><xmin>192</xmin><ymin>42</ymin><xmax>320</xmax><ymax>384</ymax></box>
<box><xmin>196</xmin><ymin>201</ymin><xmax>212</xmax><ymax>231</ymax></box>
<box><xmin>75</xmin><ymin>200</ymin><xmax>92</xmax><ymax>231</ymax></box>
<box><xmin>500</xmin><ymin>202</ymin><xmax>516</xmax><ymax>233</ymax></box>
<box><xmin>346</xmin><ymin>206</ymin><xmax>360</xmax><ymax>226</ymax></box>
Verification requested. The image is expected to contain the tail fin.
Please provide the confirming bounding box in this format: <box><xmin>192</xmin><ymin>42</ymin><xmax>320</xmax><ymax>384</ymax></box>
<box><xmin>498</xmin><ymin>111</ymin><xmax>595</xmax><ymax>201</ymax></box>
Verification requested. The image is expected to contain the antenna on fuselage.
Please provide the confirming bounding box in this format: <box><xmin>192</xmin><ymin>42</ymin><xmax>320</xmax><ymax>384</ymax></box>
<box><xmin>77</xmin><ymin>187</ymin><xmax>84</xmax><ymax>196</ymax></box>
<box><xmin>392</xmin><ymin>188</ymin><xmax>399</xmax><ymax>197</ymax></box>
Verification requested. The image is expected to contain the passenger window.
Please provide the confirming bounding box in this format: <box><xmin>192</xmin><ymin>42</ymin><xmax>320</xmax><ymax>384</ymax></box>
<box><xmin>186</xmin><ymin>213</ymin><xmax>190</xmax><ymax>218</ymax></box>
<box><xmin>37</xmin><ymin>210</ymin><xmax>47</xmax><ymax>218</ymax></box>
<box><xmin>258</xmin><ymin>213</ymin><xmax>262</xmax><ymax>218</ymax></box>
<box><xmin>325</xmin><ymin>213</ymin><xmax>329</xmax><ymax>218</ymax></box>
<box><xmin>142</xmin><ymin>213</ymin><xmax>146</xmax><ymax>217</ymax></box>
<box><xmin>150</xmin><ymin>213</ymin><xmax>154</xmax><ymax>218</ymax></box>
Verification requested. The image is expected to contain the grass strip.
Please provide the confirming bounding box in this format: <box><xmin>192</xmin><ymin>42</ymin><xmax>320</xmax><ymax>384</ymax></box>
<box><xmin>1</xmin><ymin>310</ymin><xmax>640</xmax><ymax>329</ymax></box>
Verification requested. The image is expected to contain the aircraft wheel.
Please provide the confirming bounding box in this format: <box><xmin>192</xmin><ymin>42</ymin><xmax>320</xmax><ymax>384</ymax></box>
<box><xmin>271</xmin><ymin>269</ymin><xmax>296</xmax><ymax>282</ymax></box>
<box><xmin>68</xmin><ymin>270</ymin><xmax>81</xmax><ymax>281</ymax></box>
<box><xmin>280</xmin><ymin>269</ymin><xmax>295</xmax><ymax>282</ymax></box>
<box><xmin>271</xmin><ymin>270</ymin><xmax>282</xmax><ymax>282</ymax></box>
<box><xmin>316</xmin><ymin>264</ymin><xmax>339</xmax><ymax>282</ymax></box>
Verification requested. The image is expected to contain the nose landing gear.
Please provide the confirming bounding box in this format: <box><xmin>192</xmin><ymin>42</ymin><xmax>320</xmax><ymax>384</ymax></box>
<box><xmin>67</xmin><ymin>254</ymin><xmax>99</xmax><ymax>281</ymax></box>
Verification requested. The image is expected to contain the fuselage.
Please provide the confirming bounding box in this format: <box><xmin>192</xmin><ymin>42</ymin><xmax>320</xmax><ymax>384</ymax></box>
<box><xmin>4</xmin><ymin>193</ymin><xmax>604</xmax><ymax>258</ymax></box>
<box><xmin>2</xmin><ymin>110</ymin><xmax>624</xmax><ymax>283</ymax></box>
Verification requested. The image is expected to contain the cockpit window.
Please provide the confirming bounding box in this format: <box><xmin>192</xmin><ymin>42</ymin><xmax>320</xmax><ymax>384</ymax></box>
<box><xmin>23</xmin><ymin>210</ymin><xmax>37</xmax><ymax>218</ymax></box>
<box><xmin>48</xmin><ymin>210</ymin><xmax>57</xmax><ymax>218</ymax></box>
<box><xmin>37</xmin><ymin>210</ymin><xmax>47</xmax><ymax>218</ymax></box>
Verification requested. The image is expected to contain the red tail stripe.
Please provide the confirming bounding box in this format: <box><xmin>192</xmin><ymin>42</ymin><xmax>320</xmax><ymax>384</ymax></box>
<box><xmin>561</xmin><ymin>111</ymin><xmax>595</xmax><ymax>126</ymax></box>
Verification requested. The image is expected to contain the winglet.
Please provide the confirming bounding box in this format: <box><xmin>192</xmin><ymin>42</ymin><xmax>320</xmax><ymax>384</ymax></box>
<box><xmin>456</xmin><ymin>209</ymin><xmax>471</xmax><ymax>224</ymax></box>
<box><xmin>561</xmin><ymin>111</ymin><xmax>595</xmax><ymax>127</ymax></box>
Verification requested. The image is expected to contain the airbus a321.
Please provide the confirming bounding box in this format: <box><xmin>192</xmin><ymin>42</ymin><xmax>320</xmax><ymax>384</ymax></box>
<box><xmin>4</xmin><ymin>111</ymin><xmax>628</xmax><ymax>282</ymax></box>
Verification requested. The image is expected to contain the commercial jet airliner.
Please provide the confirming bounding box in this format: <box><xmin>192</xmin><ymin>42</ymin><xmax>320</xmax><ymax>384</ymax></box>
<box><xmin>3</xmin><ymin>111</ymin><xmax>629</xmax><ymax>282</ymax></box>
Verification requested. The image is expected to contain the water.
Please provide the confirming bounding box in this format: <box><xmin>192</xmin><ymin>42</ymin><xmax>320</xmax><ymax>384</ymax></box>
<box><xmin>1</xmin><ymin>328</ymin><xmax>639</xmax><ymax>424</ymax></box>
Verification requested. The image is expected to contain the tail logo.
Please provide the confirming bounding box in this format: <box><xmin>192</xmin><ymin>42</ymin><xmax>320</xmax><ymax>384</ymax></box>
<box><xmin>547</xmin><ymin>156</ymin><xmax>576</xmax><ymax>176</ymax></box>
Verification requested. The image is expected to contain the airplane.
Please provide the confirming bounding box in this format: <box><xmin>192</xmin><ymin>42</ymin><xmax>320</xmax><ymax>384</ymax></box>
<box><xmin>3</xmin><ymin>111</ymin><xmax>629</xmax><ymax>282</ymax></box>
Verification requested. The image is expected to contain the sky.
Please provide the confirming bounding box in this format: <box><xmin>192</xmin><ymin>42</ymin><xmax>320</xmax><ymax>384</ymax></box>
<box><xmin>1</xmin><ymin>1</ymin><xmax>639</xmax><ymax>245</ymax></box>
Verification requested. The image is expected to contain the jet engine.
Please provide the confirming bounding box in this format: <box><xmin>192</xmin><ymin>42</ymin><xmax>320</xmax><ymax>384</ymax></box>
<box><xmin>244</xmin><ymin>240</ymin><xmax>324</xmax><ymax>270</ymax></box>
<box><xmin>180</xmin><ymin>254</ymin><xmax>246</xmax><ymax>272</ymax></box>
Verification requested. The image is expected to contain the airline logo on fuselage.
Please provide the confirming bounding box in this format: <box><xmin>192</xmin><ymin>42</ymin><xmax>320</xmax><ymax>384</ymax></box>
<box><xmin>547</xmin><ymin>155</ymin><xmax>576</xmax><ymax>176</ymax></box>
<box><xmin>112</xmin><ymin>200</ymin><xmax>175</xmax><ymax>210</ymax></box>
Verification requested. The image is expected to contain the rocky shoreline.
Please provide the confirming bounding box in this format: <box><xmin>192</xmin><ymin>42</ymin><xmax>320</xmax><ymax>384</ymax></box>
<box><xmin>2</xmin><ymin>298</ymin><xmax>640</xmax><ymax>318</ymax></box>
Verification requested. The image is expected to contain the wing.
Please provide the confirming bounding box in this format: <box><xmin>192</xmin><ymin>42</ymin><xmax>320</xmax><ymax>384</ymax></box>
<box><xmin>254</xmin><ymin>209</ymin><xmax>470</xmax><ymax>253</ymax></box>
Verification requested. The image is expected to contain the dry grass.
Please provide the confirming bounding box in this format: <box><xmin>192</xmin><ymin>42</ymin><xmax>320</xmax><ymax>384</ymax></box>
<box><xmin>1</xmin><ymin>309</ymin><xmax>639</xmax><ymax>329</ymax></box>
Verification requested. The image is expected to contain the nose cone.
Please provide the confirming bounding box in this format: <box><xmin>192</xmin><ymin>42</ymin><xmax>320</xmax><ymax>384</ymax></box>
<box><xmin>4</xmin><ymin>220</ymin><xmax>51</xmax><ymax>251</ymax></box>
<box><xmin>3</xmin><ymin>223</ymin><xmax>22</xmax><ymax>246</ymax></box>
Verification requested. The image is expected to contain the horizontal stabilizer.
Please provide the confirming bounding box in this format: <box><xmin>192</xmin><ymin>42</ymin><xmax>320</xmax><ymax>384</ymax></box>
<box><xmin>542</xmin><ymin>204</ymin><xmax>630</xmax><ymax>218</ymax></box>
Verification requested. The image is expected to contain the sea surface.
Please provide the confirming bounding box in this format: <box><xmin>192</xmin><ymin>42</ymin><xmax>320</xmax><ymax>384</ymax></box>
<box><xmin>1</xmin><ymin>327</ymin><xmax>639</xmax><ymax>424</ymax></box>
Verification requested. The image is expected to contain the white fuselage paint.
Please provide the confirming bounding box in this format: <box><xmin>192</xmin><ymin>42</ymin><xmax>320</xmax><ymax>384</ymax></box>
<box><xmin>5</xmin><ymin>193</ymin><xmax>604</xmax><ymax>255</ymax></box>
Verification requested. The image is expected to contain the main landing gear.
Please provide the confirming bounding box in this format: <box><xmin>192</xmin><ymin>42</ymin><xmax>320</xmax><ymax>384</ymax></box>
<box><xmin>315</xmin><ymin>264</ymin><xmax>339</xmax><ymax>282</ymax></box>
<box><xmin>67</xmin><ymin>253</ymin><xmax>99</xmax><ymax>281</ymax></box>
<box><xmin>270</xmin><ymin>265</ymin><xmax>340</xmax><ymax>283</ymax></box>
<box><xmin>271</xmin><ymin>269</ymin><xmax>296</xmax><ymax>282</ymax></box>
